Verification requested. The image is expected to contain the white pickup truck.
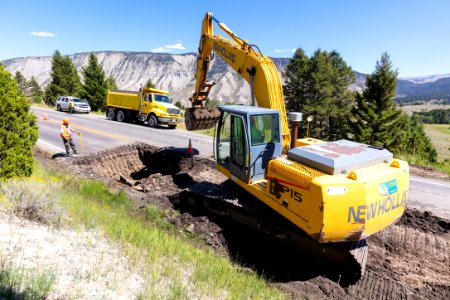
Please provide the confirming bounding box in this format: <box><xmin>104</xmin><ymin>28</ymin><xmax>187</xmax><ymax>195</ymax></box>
<box><xmin>56</xmin><ymin>96</ymin><xmax>91</xmax><ymax>113</ymax></box>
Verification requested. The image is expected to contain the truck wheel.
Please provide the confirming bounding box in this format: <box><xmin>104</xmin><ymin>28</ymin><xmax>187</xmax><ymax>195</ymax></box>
<box><xmin>116</xmin><ymin>110</ymin><xmax>125</xmax><ymax>122</ymax></box>
<box><xmin>57</xmin><ymin>105</ymin><xmax>62</xmax><ymax>112</ymax></box>
<box><xmin>148</xmin><ymin>115</ymin><xmax>158</xmax><ymax>127</ymax></box>
<box><xmin>168</xmin><ymin>124</ymin><xmax>177</xmax><ymax>129</ymax></box>
<box><xmin>107</xmin><ymin>109</ymin><xmax>115</xmax><ymax>120</ymax></box>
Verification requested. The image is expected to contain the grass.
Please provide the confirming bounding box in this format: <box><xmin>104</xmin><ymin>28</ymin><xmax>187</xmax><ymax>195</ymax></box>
<box><xmin>1</xmin><ymin>163</ymin><xmax>286</xmax><ymax>299</ymax></box>
<box><xmin>176</xmin><ymin>120</ymin><xmax>216</xmax><ymax>137</ymax></box>
<box><xmin>32</xmin><ymin>103</ymin><xmax>105</xmax><ymax>117</ymax></box>
<box><xmin>0</xmin><ymin>264</ymin><xmax>55</xmax><ymax>300</ymax></box>
<box><xmin>61</xmin><ymin>179</ymin><xmax>284</xmax><ymax>298</ymax></box>
<box><xmin>424</xmin><ymin>124</ymin><xmax>450</xmax><ymax>161</ymax></box>
<box><xmin>399</xmin><ymin>103</ymin><xmax>450</xmax><ymax>115</ymax></box>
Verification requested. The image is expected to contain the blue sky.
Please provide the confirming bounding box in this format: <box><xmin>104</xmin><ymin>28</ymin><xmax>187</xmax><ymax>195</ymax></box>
<box><xmin>1</xmin><ymin>0</ymin><xmax>449</xmax><ymax>77</ymax></box>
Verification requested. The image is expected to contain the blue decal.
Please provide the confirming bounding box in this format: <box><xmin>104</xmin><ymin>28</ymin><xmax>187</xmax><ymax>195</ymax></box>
<box><xmin>378</xmin><ymin>179</ymin><xmax>398</xmax><ymax>196</ymax></box>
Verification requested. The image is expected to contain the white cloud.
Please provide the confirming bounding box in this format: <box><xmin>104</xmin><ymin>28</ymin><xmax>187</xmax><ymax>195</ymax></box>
<box><xmin>151</xmin><ymin>42</ymin><xmax>185</xmax><ymax>52</ymax></box>
<box><xmin>164</xmin><ymin>43</ymin><xmax>185</xmax><ymax>50</ymax></box>
<box><xmin>151</xmin><ymin>46</ymin><xmax>167</xmax><ymax>52</ymax></box>
<box><xmin>30</xmin><ymin>31</ymin><xmax>56</xmax><ymax>38</ymax></box>
<box><xmin>274</xmin><ymin>48</ymin><xmax>296</xmax><ymax>53</ymax></box>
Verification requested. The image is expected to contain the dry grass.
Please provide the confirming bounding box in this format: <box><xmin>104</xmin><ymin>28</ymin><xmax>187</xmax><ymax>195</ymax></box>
<box><xmin>424</xmin><ymin>124</ymin><xmax>450</xmax><ymax>161</ymax></box>
<box><xmin>399</xmin><ymin>103</ymin><xmax>450</xmax><ymax>115</ymax></box>
<box><xmin>0</xmin><ymin>177</ymin><xmax>63</xmax><ymax>226</ymax></box>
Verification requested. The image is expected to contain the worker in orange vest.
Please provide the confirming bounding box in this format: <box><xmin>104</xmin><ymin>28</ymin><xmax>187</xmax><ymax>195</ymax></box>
<box><xmin>60</xmin><ymin>118</ymin><xmax>80</xmax><ymax>157</ymax></box>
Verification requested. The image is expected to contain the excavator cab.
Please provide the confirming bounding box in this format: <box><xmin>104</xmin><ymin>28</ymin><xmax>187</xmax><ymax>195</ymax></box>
<box><xmin>215</xmin><ymin>105</ymin><xmax>283</xmax><ymax>183</ymax></box>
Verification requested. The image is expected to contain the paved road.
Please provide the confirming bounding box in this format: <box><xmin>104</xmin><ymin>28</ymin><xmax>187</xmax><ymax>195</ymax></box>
<box><xmin>408</xmin><ymin>175</ymin><xmax>450</xmax><ymax>220</ymax></box>
<box><xmin>33</xmin><ymin>107</ymin><xmax>450</xmax><ymax>220</ymax></box>
<box><xmin>33</xmin><ymin>107</ymin><xmax>214</xmax><ymax>156</ymax></box>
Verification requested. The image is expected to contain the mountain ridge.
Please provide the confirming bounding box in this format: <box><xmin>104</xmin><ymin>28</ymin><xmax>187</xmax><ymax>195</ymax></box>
<box><xmin>3</xmin><ymin>51</ymin><xmax>450</xmax><ymax>105</ymax></box>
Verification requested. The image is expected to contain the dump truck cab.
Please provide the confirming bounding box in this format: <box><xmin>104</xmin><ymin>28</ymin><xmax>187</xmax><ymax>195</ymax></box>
<box><xmin>141</xmin><ymin>88</ymin><xmax>181</xmax><ymax>128</ymax></box>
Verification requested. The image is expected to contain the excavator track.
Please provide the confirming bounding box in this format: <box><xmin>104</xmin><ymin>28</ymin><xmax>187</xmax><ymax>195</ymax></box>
<box><xmin>173</xmin><ymin>180</ymin><xmax>368</xmax><ymax>285</ymax></box>
<box><xmin>185</xmin><ymin>108</ymin><xmax>221</xmax><ymax>130</ymax></box>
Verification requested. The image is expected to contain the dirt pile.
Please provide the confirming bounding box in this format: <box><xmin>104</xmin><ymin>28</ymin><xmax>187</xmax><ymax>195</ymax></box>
<box><xmin>46</xmin><ymin>144</ymin><xmax>450</xmax><ymax>299</ymax></box>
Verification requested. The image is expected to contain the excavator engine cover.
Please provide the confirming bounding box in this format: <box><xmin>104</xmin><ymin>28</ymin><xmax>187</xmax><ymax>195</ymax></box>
<box><xmin>287</xmin><ymin>140</ymin><xmax>393</xmax><ymax>175</ymax></box>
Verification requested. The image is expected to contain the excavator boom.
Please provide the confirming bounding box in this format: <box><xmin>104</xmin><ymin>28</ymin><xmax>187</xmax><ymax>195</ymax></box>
<box><xmin>186</xmin><ymin>12</ymin><xmax>291</xmax><ymax>148</ymax></box>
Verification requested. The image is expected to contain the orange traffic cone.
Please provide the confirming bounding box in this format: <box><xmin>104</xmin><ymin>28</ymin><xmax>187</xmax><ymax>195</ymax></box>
<box><xmin>43</xmin><ymin>113</ymin><xmax>49</xmax><ymax>120</ymax></box>
<box><xmin>186</xmin><ymin>139</ymin><xmax>193</xmax><ymax>155</ymax></box>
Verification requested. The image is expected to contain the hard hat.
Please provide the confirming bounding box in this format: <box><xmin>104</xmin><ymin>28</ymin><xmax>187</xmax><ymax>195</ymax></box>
<box><xmin>63</xmin><ymin>118</ymin><xmax>69</xmax><ymax>125</ymax></box>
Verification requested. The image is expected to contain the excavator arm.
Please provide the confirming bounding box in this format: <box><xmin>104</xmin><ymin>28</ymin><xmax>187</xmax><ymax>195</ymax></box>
<box><xmin>186</xmin><ymin>12</ymin><xmax>291</xmax><ymax>148</ymax></box>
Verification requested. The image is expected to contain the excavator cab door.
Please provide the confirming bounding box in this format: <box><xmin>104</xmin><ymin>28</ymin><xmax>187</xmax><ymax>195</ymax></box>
<box><xmin>216</xmin><ymin>111</ymin><xmax>250</xmax><ymax>183</ymax></box>
<box><xmin>248</xmin><ymin>113</ymin><xmax>282</xmax><ymax>181</ymax></box>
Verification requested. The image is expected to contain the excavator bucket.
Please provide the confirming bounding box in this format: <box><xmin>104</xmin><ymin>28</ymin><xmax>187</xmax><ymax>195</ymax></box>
<box><xmin>185</xmin><ymin>107</ymin><xmax>221</xmax><ymax>130</ymax></box>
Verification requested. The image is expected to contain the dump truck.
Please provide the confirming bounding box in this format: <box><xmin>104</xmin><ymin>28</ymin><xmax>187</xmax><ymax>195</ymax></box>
<box><xmin>106</xmin><ymin>88</ymin><xmax>181</xmax><ymax>129</ymax></box>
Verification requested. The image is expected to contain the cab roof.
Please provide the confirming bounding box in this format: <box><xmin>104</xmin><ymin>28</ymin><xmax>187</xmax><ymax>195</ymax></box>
<box><xmin>219</xmin><ymin>105</ymin><xmax>280</xmax><ymax>115</ymax></box>
<box><xmin>143</xmin><ymin>87</ymin><xmax>169</xmax><ymax>95</ymax></box>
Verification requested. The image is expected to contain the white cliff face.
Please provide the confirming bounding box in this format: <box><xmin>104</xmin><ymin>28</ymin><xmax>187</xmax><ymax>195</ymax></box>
<box><xmin>3</xmin><ymin>51</ymin><xmax>288</xmax><ymax>106</ymax></box>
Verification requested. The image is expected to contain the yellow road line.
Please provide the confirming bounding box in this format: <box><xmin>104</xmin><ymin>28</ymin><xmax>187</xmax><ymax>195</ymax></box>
<box><xmin>41</xmin><ymin>119</ymin><xmax>132</xmax><ymax>142</ymax></box>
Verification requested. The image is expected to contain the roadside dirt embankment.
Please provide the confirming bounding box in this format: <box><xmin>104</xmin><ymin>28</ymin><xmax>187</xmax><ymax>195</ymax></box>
<box><xmin>39</xmin><ymin>144</ymin><xmax>450</xmax><ymax>299</ymax></box>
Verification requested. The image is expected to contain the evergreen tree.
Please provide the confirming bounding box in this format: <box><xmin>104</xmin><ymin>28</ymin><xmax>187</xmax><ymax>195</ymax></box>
<box><xmin>79</xmin><ymin>53</ymin><xmax>108</xmax><ymax>111</ymax></box>
<box><xmin>396</xmin><ymin>114</ymin><xmax>437</xmax><ymax>162</ymax></box>
<box><xmin>0</xmin><ymin>64</ymin><xmax>38</xmax><ymax>179</ymax></box>
<box><xmin>348</xmin><ymin>53</ymin><xmax>402</xmax><ymax>146</ymax></box>
<box><xmin>145</xmin><ymin>79</ymin><xmax>155</xmax><ymax>88</ymax></box>
<box><xmin>28</xmin><ymin>76</ymin><xmax>44</xmax><ymax>103</ymax></box>
<box><xmin>45</xmin><ymin>50</ymin><xmax>81</xmax><ymax>104</ymax></box>
<box><xmin>14</xmin><ymin>71</ymin><xmax>28</xmax><ymax>95</ymax></box>
<box><xmin>174</xmin><ymin>101</ymin><xmax>185</xmax><ymax>110</ymax></box>
<box><xmin>106</xmin><ymin>76</ymin><xmax>118</xmax><ymax>90</ymax></box>
<box><xmin>283</xmin><ymin>48</ymin><xmax>355</xmax><ymax>139</ymax></box>
<box><xmin>347</xmin><ymin>53</ymin><xmax>437</xmax><ymax>162</ymax></box>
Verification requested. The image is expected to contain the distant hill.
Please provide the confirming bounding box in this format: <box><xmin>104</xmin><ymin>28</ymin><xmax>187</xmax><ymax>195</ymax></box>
<box><xmin>3</xmin><ymin>51</ymin><xmax>450</xmax><ymax>105</ymax></box>
<box><xmin>396</xmin><ymin>77</ymin><xmax>450</xmax><ymax>103</ymax></box>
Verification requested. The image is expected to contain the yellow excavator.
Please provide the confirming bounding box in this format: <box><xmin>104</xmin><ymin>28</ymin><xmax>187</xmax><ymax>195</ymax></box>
<box><xmin>181</xmin><ymin>12</ymin><xmax>409</xmax><ymax>282</ymax></box>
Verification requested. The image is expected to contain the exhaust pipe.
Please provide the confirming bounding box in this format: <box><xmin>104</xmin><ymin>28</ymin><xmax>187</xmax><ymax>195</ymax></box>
<box><xmin>289</xmin><ymin>112</ymin><xmax>302</xmax><ymax>149</ymax></box>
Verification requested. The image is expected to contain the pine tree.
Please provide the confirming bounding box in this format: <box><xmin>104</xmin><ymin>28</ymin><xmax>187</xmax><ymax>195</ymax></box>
<box><xmin>395</xmin><ymin>114</ymin><xmax>437</xmax><ymax>162</ymax></box>
<box><xmin>62</xmin><ymin>56</ymin><xmax>81</xmax><ymax>95</ymax></box>
<box><xmin>0</xmin><ymin>64</ymin><xmax>38</xmax><ymax>179</ymax></box>
<box><xmin>348</xmin><ymin>53</ymin><xmax>402</xmax><ymax>147</ymax></box>
<box><xmin>45</xmin><ymin>50</ymin><xmax>81</xmax><ymax>104</ymax></box>
<box><xmin>145</xmin><ymin>79</ymin><xmax>155</xmax><ymax>88</ymax></box>
<box><xmin>106</xmin><ymin>76</ymin><xmax>118</xmax><ymax>90</ymax></box>
<box><xmin>28</xmin><ymin>76</ymin><xmax>44</xmax><ymax>103</ymax></box>
<box><xmin>347</xmin><ymin>53</ymin><xmax>437</xmax><ymax>162</ymax></box>
<box><xmin>14</xmin><ymin>71</ymin><xmax>28</xmax><ymax>95</ymax></box>
<box><xmin>283</xmin><ymin>48</ymin><xmax>355</xmax><ymax>139</ymax></box>
<box><xmin>79</xmin><ymin>53</ymin><xmax>108</xmax><ymax>111</ymax></box>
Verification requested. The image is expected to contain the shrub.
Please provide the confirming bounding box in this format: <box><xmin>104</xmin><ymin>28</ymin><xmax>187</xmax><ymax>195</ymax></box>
<box><xmin>0</xmin><ymin>64</ymin><xmax>38</xmax><ymax>179</ymax></box>
<box><xmin>0</xmin><ymin>179</ymin><xmax>63</xmax><ymax>226</ymax></box>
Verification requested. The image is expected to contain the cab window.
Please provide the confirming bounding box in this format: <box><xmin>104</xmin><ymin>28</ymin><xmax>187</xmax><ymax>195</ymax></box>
<box><xmin>217</xmin><ymin>112</ymin><xmax>231</xmax><ymax>165</ymax></box>
<box><xmin>153</xmin><ymin>94</ymin><xmax>170</xmax><ymax>103</ymax></box>
<box><xmin>250</xmin><ymin>114</ymin><xmax>280</xmax><ymax>146</ymax></box>
<box><xmin>231</xmin><ymin>115</ymin><xmax>246</xmax><ymax>168</ymax></box>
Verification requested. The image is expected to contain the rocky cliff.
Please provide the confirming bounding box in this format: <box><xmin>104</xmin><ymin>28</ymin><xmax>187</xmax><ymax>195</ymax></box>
<box><xmin>3</xmin><ymin>51</ymin><xmax>290</xmax><ymax>106</ymax></box>
<box><xmin>4</xmin><ymin>51</ymin><xmax>450</xmax><ymax>105</ymax></box>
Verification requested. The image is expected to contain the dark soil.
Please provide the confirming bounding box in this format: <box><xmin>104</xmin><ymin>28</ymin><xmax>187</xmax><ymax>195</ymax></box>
<box><xmin>34</xmin><ymin>144</ymin><xmax>450</xmax><ymax>299</ymax></box>
<box><xmin>399</xmin><ymin>208</ymin><xmax>450</xmax><ymax>234</ymax></box>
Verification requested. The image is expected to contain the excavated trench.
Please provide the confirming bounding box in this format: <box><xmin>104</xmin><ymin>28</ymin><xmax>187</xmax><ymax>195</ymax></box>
<box><xmin>73</xmin><ymin>144</ymin><xmax>450</xmax><ymax>299</ymax></box>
